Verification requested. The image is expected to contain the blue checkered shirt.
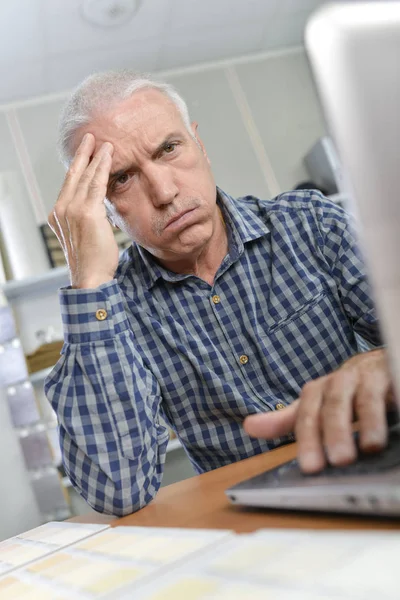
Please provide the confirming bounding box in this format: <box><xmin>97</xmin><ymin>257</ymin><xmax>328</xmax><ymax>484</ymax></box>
<box><xmin>45</xmin><ymin>189</ymin><xmax>380</xmax><ymax>516</ymax></box>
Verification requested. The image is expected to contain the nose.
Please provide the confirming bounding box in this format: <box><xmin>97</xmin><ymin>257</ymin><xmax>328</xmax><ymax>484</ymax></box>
<box><xmin>145</xmin><ymin>163</ymin><xmax>178</xmax><ymax>208</ymax></box>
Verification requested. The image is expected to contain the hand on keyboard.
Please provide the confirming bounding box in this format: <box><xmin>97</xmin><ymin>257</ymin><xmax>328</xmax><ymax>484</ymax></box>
<box><xmin>244</xmin><ymin>348</ymin><xmax>397</xmax><ymax>474</ymax></box>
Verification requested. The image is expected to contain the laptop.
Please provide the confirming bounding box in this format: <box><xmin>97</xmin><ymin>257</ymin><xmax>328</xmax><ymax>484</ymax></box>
<box><xmin>226</xmin><ymin>1</ymin><xmax>400</xmax><ymax>516</ymax></box>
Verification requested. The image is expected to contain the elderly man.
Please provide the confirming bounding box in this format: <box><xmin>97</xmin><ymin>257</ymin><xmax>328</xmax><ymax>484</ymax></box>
<box><xmin>45</xmin><ymin>70</ymin><xmax>391</xmax><ymax>516</ymax></box>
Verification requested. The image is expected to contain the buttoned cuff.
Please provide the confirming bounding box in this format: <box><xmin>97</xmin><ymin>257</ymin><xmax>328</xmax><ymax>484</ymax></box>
<box><xmin>59</xmin><ymin>280</ymin><xmax>131</xmax><ymax>344</ymax></box>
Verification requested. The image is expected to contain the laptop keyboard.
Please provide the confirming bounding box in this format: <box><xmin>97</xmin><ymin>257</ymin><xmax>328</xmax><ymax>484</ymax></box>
<box><xmin>314</xmin><ymin>426</ymin><xmax>400</xmax><ymax>477</ymax></box>
<box><xmin>241</xmin><ymin>426</ymin><xmax>400</xmax><ymax>489</ymax></box>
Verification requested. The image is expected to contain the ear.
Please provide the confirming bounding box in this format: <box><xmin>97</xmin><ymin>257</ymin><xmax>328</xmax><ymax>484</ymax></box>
<box><xmin>191</xmin><ymin>122</ymin><xmax>211</xmax><ymax>165</ymax></box>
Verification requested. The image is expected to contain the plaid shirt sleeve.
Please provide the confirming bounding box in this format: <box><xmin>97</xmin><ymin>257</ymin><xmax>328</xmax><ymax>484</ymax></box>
<box><xmin>313</xmin><ymin>193</ymin><xmax>381</xmax><ymax>345</ymax></box>
<box><xmin>44</xmin><ymin>281</ymin><xmax>169</xmax><ymax>516</ymax></box>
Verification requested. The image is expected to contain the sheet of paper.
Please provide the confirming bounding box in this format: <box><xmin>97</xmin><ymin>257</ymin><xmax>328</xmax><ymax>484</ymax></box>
<box><xmin>0</xmin><ymin>521</ymin><xmax>109</xmax><ymax>576</ymax></box>
<box><xmin>4</xmin><ymin>525</ymin><xmax>400</xmax><ymax>599</ymax></box>
<box><xmin>1</xmin><ymin>526</ymin><xmax>232</xmax><ymax>599</ymax></box>
<box><xmin>0</xmin><ymin>574</ymin><xmax>68</xmax><ymax>599</ymax></box>
<box><xmin>134</xmin><ymin>529</ymin><xmax>400</xmax><ymax>600</ymax></box>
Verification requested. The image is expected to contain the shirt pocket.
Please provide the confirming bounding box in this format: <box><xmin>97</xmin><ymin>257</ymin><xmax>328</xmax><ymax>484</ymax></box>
<box><xmin>269</xmin><ymin>289</ymin><xmax>327</xmax><ymax>334</ymax></box>
<box><xmin>256</xmin><ymin>277</ymin><xmax>326</xmax><ymax>337</ymax></box>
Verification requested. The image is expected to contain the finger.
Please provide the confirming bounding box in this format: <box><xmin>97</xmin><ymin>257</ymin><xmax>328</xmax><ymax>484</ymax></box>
<box><xmin>73</xmin><ymin>142</ymin><xmax>113</xmax><ymax>205</ymax></box>
<box><xmin>58</xmin><ymin>145</ymin><xmax>113</xmax><ymax>265</ymax></box>
<box><xmin>85</xmin><ymin>145</ymin><xmax>113</xmax><ymax>204</ymax></box>
<box><xmin>356</xmin><ymin>370</ymin><xmax>391</xmax><ymax>453</ymax></box>
<box><xmin>321</xmin><ymin>368</ymin><xmax>357</xmax><ymax>466</ymax></box>
<box><xmin>51</xmin><ymin>133</ymin><xmax>96</xmax><ymax>239</ymax></box>
<box><xmin>63</xmin><ymin>147</ymin><xmax>113</xmax><ymax>264</ymax></box>
<box><xmin>58</xmin><ymin>133</ymin><xmax>96</xmax><ymax>203</ymax></box>
<box><xmin>295</xmin><ymin>378</ymin><xmax>326</xmax><ymax>473</ymax></box>
<box><xmin>244</xmin><ymin>401</ymin><xmax>299</xmax><ymax>439</ymax></box>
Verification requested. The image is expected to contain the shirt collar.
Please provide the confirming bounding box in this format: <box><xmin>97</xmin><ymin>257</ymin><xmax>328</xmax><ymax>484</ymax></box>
<box><xmin>217</xmin><ymin>187</ymin><xmax>270</xmax><ymax>247</ymax></box>
<box><xmin>132</xmin><ymin>187</ymin><xmax>270</xmax><ymax>290</ymax></box>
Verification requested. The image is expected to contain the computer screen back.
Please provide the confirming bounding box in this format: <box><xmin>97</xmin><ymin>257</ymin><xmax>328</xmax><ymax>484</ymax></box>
<box><xmin>306</xmin><ymin>2</ymin><xmax>400</xmax><ymax>402</ymax></box>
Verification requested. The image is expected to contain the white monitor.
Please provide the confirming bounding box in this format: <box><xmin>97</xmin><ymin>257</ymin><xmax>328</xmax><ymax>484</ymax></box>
<box><xmin>306</xmin><ymin>1</ymin><xmax>400</xmax><ymax>403</ymax></box>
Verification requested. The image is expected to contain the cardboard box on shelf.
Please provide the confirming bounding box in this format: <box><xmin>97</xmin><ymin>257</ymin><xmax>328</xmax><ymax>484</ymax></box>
<box><xmin>25</xmin><ymin>341</ymin><xmax>63</xmax><ymax>375</ymax></box>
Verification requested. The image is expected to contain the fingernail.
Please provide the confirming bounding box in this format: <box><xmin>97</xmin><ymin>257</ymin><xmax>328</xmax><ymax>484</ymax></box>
<box><xmin>327</xmin><ymin>443</ymin><xmax>356</xmax><ymax>465</ymax></box>
<box><xmin>365</xmin><ymin>430</ymin><xmax>385</xmax><ymax>443</ymax></box>
<box><xmin>362</xmin><ymin>430</ymin><xmax>386</xmax><ymax>449</ymax></box>
<box><xmin>299</xmin><ymin>452</ymin><xmax>324</xmax><ymax>472</ymax></box>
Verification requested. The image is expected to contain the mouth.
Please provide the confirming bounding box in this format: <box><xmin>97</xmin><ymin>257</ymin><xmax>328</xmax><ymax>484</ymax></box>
<box><xmin>164</xmin><ymin>207</ymin><xmax>198</xmax><ymax>231</ymax></box>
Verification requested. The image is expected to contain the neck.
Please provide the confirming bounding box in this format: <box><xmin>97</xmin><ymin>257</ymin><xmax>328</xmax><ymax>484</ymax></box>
<box><xmin>159</xmin><ymin>206</ymin><xmax>228</xmax><ymax>285</ymax></box>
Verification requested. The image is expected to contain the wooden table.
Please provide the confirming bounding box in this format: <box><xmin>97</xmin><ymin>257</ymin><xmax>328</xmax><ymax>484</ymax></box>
<box><xmin>94</xmin><ymin>443</ymin><xmax>400</xmax><ymax>533</ymax></box>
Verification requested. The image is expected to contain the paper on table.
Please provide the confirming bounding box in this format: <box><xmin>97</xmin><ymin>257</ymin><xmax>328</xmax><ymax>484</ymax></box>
<box><xmin>134</xmin><ymin>529</ymin><xmax>400</xmax><ymax>600</ymax></box>
<box><xmin>0</xmin><ymin>521</ymin><xmax>110</xmax><ymax>576</ymax></box>
<box><xmin>1</xmin><ymin>526</ymin><xmax>232</xmax><ymax>599</ymax></box>
<box><xmin>3</xmin><ymin>525</ymin><xmax>400</xmax><ymax>599</ymax></box>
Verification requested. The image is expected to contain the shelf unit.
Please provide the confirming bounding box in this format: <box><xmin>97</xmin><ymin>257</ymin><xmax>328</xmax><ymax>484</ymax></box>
<box><xmin>1</xmin><ymin>266</ymin><xmax>69</xmax><ymax>301</ymax></box>
<box><xmin>29</xmin><ymin>367</ymin><xmax>53</xmax><ymax>384</ymax></box>
<box><xmin>0</xmin><ymin>268</ymin><xmax>74</xmax><ymax>520</ymax></box>
<box><xmin>0</xmin><ymin>304</ymin><xmax>70</xmax><ymax>521</ymax></box>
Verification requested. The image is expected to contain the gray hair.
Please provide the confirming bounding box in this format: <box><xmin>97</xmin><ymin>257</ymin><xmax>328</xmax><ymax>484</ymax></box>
<box><xmin>58</xmin><ymin>70</ymin><xmax>192</xmax><ymax>168</ymax></box>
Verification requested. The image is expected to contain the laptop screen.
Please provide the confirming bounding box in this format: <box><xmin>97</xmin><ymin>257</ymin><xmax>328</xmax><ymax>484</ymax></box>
<box><xmin>306</xmin><ymin>2</ymin><xmax>400</xmax><ymax>404</ymax></box>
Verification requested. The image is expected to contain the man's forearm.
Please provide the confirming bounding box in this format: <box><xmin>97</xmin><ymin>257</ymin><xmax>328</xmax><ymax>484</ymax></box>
<box><xmin>45</xmin><ymin>305</ymin><xmax>168</xmax><ymax>515</ymax></box>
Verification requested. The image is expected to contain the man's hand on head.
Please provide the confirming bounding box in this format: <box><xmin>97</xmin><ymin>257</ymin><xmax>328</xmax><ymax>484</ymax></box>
<box><xmin>48</xmin><ymin>133</ymin><xmax>120</xmax><ymax>289</ymax></box>
<box><xmin>244</xmin><ymin>348</ymin><xmax>394</xmax><ymax>473</ymax></box>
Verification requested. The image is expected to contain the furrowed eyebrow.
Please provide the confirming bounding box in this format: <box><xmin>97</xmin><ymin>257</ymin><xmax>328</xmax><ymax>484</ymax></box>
<box><xmin>108</xmin><ymin>132</ymin><xmax>182</xmax><ymax>184</ymax></box>
<box><xmin>151</xmin><ymin>133</ymin><xmax>182</xmax><ymax>159</ymax></box>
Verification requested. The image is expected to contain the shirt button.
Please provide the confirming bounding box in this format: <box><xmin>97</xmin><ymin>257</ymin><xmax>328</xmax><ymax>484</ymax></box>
<box><xmin>239</xmin><ymin>354</ymin><xmax>249</xmax><ymax>365</ymax></box>
<box><xmin>275</xmin><ymin>403</ymin><xmax>286</xmax><ymax>411</ymax></box>
<box><xmin>95</xmin><ymin>309</ymin><xmax>108</xmax><ymax>321</ymax></box>
<box><xmin>212</xmin><ymin>295</ymin><xmax>221</xmax><ymax>304</ymax></box>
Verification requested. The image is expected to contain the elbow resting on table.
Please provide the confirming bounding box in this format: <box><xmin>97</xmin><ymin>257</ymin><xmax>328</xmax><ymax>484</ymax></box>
<box><xmin>95</xmin><ymin>490</ymin><xmax>156</xmax><ymax>518</ymax></box>
<box><xmin>70</xmin><ymin>462</ymin><xmax>163</xmax><ymax>518</ymax></box>
<box><xmin>78</xmin><ymin>483</ymin><xmax>159</xmax><ymax>517</ymax></box>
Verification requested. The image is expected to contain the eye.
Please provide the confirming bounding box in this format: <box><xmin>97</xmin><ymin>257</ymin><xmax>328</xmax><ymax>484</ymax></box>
<box><xmin>116</xmin><ymin>173</ymin><xmax>130</xmax><ymax>185</ymax></box>
<box><xmin>111</xmin><ymin>172</ymin><xmax>134</xmax><ymax>193</ymax></box>
<box><xmin>164</xmin><ymin>142</ymin><xmax>177</xmax><ymax>154</ymax></box>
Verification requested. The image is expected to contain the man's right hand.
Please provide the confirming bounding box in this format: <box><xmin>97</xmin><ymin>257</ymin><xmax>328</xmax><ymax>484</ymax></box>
<box><xmin>49</xmin><ymin>133</ymin><xmax>119</xmax><ymax>289</ymax></box>
<box><xmin>244</xmin><ymin>348</ymin><xmax>393</xmax><ymax>473</ymax></box>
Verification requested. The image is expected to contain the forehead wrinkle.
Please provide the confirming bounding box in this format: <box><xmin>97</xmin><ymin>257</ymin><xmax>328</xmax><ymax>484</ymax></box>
<box><xmin>110</xmin><ymin>127</ymin><xmax>186</xmax><ymax>178</ymax></box>
<box><xmin>101</xmin><ymin>90</ymin><xmax>189</xmax><ymax>180</ymax></box>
